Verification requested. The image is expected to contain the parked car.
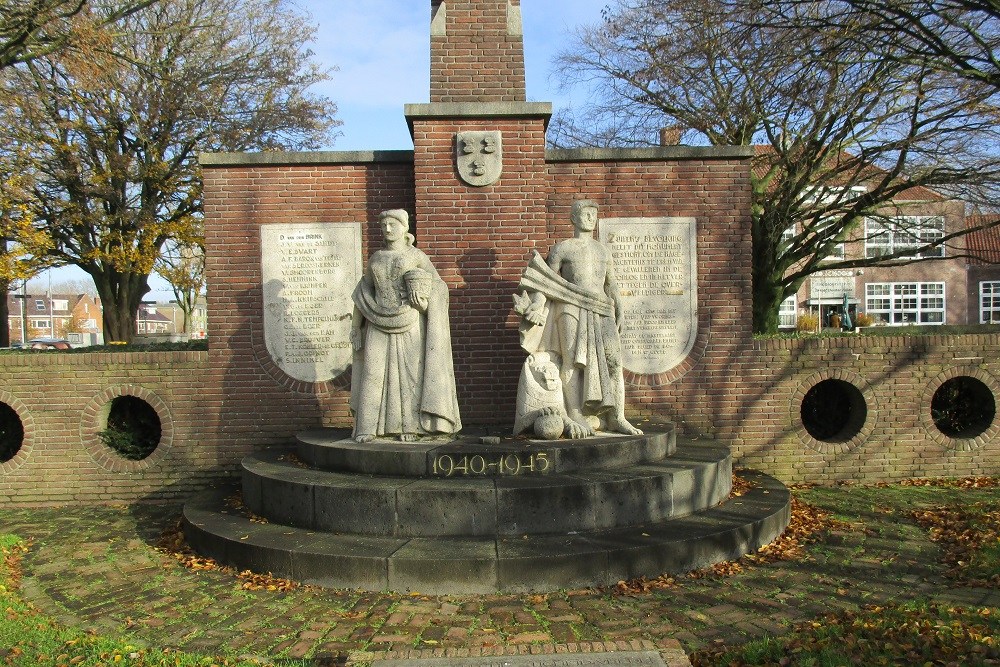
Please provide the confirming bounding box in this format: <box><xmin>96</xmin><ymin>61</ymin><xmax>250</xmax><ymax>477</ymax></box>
<box><xmin>25</xmin><ymin>338</ymin><xmax>72</xmax><ymax>350</ymax></box>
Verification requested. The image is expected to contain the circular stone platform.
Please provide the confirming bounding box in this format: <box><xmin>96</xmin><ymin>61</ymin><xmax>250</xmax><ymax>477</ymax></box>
<box><xmin>183</xmin><ymin>426</ymin><xmax>790</xmax><ymax>594</ymax></box>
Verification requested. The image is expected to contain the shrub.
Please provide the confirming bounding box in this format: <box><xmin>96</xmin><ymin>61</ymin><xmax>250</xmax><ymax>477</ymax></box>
<box><xmin>796</xmin><ymin>313</ymin><xmax>819</xmax><ymax>333</ymax></box>
<box><xmin>97</xmin><ymin>396</ymin><xmax>161</xmax><ymax>460</ymax></box>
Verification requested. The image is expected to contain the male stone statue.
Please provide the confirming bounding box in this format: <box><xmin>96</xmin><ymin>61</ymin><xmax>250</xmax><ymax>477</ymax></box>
<box><xmin>514</xmin><ymin>200</ymin><xmax>642</xmax><ymax>438</ymax></box>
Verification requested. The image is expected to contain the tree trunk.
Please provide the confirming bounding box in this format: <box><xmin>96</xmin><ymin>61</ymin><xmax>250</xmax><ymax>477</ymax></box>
<box><xmin>752</xmin><ymin>278</ymin><xmax>785</xmax><ymax>335</ymax></box>
<box><xmin>751</xmin><ymin>210</ymin><xmax>785</xmax><ymax>335</ymax></box>
<box><xmin>90</xmin><ymin>269</ymin><xmax>151</xmax><ymax>344</ymax></box>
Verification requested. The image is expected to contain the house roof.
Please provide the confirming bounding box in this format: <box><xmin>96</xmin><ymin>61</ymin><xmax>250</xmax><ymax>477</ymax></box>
<box><xmin>751</xmin><ymin>144</ymin><xmax>944</xmax><ymax>202</ymax></box>
<box><xmin>965</xmin><ymin>215</ymin><xmax>1000</xmax><ymax>265</ymax></box>
<box><xmin>138</xmin><ymin>309</ymin><xmax>171</xmax><ymax>323</ymax></box>
<box><xmin>6</xmin><ymin>293</ymin><xmax>94</xmax><ymax>317</ymax></box>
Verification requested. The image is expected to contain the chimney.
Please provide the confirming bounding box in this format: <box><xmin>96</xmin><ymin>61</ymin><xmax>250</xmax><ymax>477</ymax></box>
<box><xmin>659</xmin><ymin>126</ymin><xmax>683</xmax><ymax>146</ymax></box>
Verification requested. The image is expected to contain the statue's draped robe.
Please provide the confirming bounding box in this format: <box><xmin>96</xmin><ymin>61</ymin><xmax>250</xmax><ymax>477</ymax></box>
<box><xmin>518</xmin><ymin>252</ymin><xmax>623</xmax><ymax>416</ymax></box>
<box><xmin>351</xmin><ymin>246</ymin><xmax>461</xmax><ymax>438</ymax></box>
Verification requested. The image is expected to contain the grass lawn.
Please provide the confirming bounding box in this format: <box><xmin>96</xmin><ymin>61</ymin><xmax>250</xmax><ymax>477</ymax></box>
<box><xmin>0</xmin><ymin>535</ymin><xmax>306</xmax><ymax>667</ymax></box>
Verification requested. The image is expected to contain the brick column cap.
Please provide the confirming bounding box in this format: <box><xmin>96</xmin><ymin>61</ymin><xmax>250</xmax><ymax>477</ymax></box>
<box><xmin>404</xmin><ymin>101</ymin><xmax>552</xmax><ymax>138</ymax></box>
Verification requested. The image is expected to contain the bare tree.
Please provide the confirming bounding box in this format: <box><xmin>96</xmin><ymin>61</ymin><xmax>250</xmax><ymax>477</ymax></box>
<box><xmin>554</xmin><ymin>0</ymin><xmax>1000</xmax><ymax>333</ymax></box>
<box><xmin>1</xmin><ymin>0</ymin><xmax>340</xmax><ymax>342</ymax></box>
<box><xmin>758</xmin><ymin>1</ymin><xmax>1000</xmax><ymax>91</ymax></box>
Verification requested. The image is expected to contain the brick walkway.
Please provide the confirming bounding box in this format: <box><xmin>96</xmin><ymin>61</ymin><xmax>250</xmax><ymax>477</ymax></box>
<box><xmin>2</xmin><ymin>493</ymin><xmax>998</xmax><ymax>665</ymax></box>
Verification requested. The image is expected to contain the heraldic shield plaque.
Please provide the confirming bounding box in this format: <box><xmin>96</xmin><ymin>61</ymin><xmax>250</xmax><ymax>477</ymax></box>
<box><xmin>456</xmin><ymin>131</ymin><xmax>502</xmax><ymax>187</ymax></box>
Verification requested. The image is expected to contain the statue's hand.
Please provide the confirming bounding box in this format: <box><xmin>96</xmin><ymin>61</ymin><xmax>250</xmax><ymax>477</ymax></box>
<box><xmin>524</xmin><ymin>304</ymin><xmax>547</xmax><ymax>326</ymax></box>
<box><xmin>350</xmin><ymin>327</ymin><xmax>364</xmax><ymax>351</ymax></box>
<box><xmin>410</xmin><ymin>291</ymin><xmax>429</xmax><ymax>312</ymax></box>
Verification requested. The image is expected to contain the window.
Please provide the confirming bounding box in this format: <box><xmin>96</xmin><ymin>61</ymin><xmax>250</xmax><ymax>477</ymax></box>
<box><xmin>778</xmin><ymin>295</ymin><xmax>797</xmax><ymax>328</ymax></box>
<box><xmin>31</xmin><ymin>319</ymin><xmax>50</xmax><ymax>329</ymax></box>
<box><xmin>865</xmin><ymin>216</ymin><xmax>944</xmax><ymax>259</ymax></box>
<box><xmin>780</xmin><ymin>223</ymin><xmax>795</xmax><ymax>248</ymax></box>
<box><xmin>51</xmin><ymin>299</ymin><xmax>68</xmax><ymax>311</ymax></box>
<box><xmin>865</xmin><ymin>282</ymin><xmax>945</xmax><ymax>325</ymax></box>
<box><xmin>981</xmin><ymin>282</ymin><xmax>1000</xmax><ymax>324</ymax></box>
<box><xmin>803</xmin><ymin>185</ymin><xmax>867</xmax><ymax>204</ymax></box>
<box><xmin>34</xmin><ymin>299</ymin><xmax>45</xmax><ymax>311</ymax></box>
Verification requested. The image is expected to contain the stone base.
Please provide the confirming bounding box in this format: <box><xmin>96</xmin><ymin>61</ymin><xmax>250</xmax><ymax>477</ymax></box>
<box><xmin>183</xmin><ymin>426</ymin><xmax>790</xmax><ymax>594</ymax></box>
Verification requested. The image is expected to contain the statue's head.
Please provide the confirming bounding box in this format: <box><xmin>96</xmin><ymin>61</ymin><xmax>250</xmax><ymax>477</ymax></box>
<box><xmin>571</xmin><ymin>200</ymin><xmax>599</xmax><ymax>232</ymax></box>
<box><xmin>379</xmin><ymin>209</ymin><xmax>414</xmax><ymax>245</ymax></box>
<box><xmin>528</xmin><ymin>352</ymin><xmax>562</xmax><ymax>392</ymax></box>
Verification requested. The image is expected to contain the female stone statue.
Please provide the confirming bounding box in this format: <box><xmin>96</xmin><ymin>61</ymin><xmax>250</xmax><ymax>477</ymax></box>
<box><xmin>350</xmin><ymin>209</ymin><xmax>461</xmax><ymax>442</ymax></box>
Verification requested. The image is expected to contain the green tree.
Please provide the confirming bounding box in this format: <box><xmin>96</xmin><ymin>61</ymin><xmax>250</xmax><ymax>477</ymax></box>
<box><xmin>553</xmin><ymin>0</ymin><xmax>1000</xmax><ymax>333</ymax></box>
<box><xmin>2</xmin><ymin>0</ymin><xmax>339</xmax><ymax>342</ymax></box>
<box><xmin>155</xmin><ymin>235</ymin><xmax>205</xmax><ymax>335</ymax></box>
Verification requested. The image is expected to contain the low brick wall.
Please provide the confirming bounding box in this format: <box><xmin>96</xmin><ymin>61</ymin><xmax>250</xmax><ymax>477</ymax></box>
<box><xmin>1</xmin><ymin>334</ymin><xmax>999</xmax><ymax>506</ymax></box>
<box><xmin>0</xmin><ymin>350</ymin><xmax>218</xmax><ymax>506</ymax></box>
<box><xmin>732</xmin><ymin>332</ymin><xmax>1000</xmax><ymax>484</ymax></box>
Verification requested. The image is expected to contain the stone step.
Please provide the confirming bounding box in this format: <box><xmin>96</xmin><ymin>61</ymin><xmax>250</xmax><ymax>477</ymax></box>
<box><xmin>182</xmin><ymin>470</ymin><xmax>790</xmax><ymax>595</ymax></box>
<box><xmin>295</xmin><ymin>426</ymin><xmax>677</xmax><ymax>477</ymax></box>
<box><xmin>240</xmin><ymin>440</ymin><xmax>731</xmax><ymax>537</ymax></box>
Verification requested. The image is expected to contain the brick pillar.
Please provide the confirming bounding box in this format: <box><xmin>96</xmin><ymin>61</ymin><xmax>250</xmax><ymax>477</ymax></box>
<box><xmin>430</xmin><ymin>0</ymin><xmax>526</xmax><ymax>102</ymax></box>
<box><xmin>405</xmin><ymin>105</ymin><xmax>551</xmax><ymax>425</ymax></box>
<box><xmin>407</xmin><ymin>1</ymin><xmax>550</xmax><ymax>425</ymax></box>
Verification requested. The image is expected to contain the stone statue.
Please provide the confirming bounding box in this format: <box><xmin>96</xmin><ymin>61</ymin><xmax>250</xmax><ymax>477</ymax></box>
<box><xmin>350</xmin><ymin>209</ymin><xmax>462</xmax><ymax>443</ymax></box>
<box><xmin>513</xmin><ymin>352</ymin><xmax>577</xmax><ymax>440</ymax></box>
<box><xmin>513</xmin><ymin>200</ymin><xmax>642</xmax><ymax>438</ymax></box>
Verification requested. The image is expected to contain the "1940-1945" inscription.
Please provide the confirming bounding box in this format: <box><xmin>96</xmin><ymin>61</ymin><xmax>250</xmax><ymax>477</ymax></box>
<box><xmin>432</xmin><ymin>452</ymin><xmax>551</xmax><ymax>477</ymax></box>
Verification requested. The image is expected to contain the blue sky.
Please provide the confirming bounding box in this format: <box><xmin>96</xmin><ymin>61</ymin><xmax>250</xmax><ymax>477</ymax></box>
<box><xmin>308</xmin><ymin>1</ymin><xmax>610</xmax><ymax>150</ymax></box>
<box><xmin>42</xmin><ymin>1</ymin><xmax>611</xmax><ymax>297</ymax></box>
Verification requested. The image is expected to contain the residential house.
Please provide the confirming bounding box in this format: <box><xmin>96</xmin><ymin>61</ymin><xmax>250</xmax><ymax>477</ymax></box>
<box><xmin>964</xmin><ymin>215</ymin><xmax>1000</xmax><ymax>324</ymax></box>
<box><xmin>7</xmin><ymin>293</ymin><xmax>102</xmax><ymax>344</ymax></box>
<box><xmin>136</xmin><ymin>304</ymin><xmax>174</xmax><ymax>334</ymax></box>
<box><xmin>154</xmin><ymin>296</ymin><xmax>208</xmax><ymax>338</ymax></box>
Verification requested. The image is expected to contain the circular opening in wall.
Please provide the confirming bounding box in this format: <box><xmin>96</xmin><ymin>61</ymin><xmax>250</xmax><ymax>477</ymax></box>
<box><xmin>0</xmin><ymin>402</ymin><xmax>24</xmax><ymax>463</ymax></box>
<box><xmin>98</xmin><ymin>396</ymin><xmax>161</xmax><ymax>461</ymax></box>
<box><xmin>931</xmin><ymin>376</ymin><xmax>996</xmax><ymax>439</ymax></box>
<box><xmin>800</xmin><ymin>379</ymin><xmax>867</xmax><ymax>442</ymax></box>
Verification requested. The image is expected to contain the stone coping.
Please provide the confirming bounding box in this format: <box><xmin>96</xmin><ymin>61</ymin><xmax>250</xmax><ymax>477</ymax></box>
<box><xmin>404</xmin><ymin>102</ymin><xmax>554</xmax><ymax>120</ymax></box>
<box><xmin>198</xmin><ymin>144</ymin><xmax>754</xmax><ymax>167</ymax></box>
<box><xmin>199</xmin><ymin>149</ymin><xmax>415</xmax><ymax>167</ymax></box>
<box><xmin>546</xmin><ymin>146</ymin><xmax>755</xmax><ymax>161</ymax></box>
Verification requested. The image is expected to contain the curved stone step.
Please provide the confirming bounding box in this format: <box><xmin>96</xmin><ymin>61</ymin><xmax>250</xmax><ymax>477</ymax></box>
<box><xmin>182</xmin><ymin>470</ymin><xmax>790</xmax><ymax>595</ymax></box>
<box><xmin>295</xmin><ymin>426</ymin><xmax>676</xmax><ymax>477</ymax></box>
<box><xmin>240</xmin><ymin>441</ymin><xmax>731</xmax><ymax>537</ymax></box>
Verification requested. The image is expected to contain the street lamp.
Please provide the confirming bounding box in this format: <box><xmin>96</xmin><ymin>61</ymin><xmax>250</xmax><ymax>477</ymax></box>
<box><xmin>12</xmin><ymin>283</ymin><xmax>27</xmax><ymax>345</ymax></box>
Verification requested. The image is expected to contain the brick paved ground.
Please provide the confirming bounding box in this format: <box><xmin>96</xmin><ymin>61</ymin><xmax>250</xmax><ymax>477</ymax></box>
<box><xmin>2</xmin><ymin>488</ymin><xmax>999</xmax><ymax>665</ymax></box>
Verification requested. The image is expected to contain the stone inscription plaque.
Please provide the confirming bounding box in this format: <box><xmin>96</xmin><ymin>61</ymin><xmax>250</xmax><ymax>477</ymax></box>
<box><xmin>373</xmin><ymin>651</ymin><xmax>669</xmax><ymax>666</ymax></box>
<box><xmin>600</xmin><ymin>217</ymin><xmax>697</xmax><ymax>375</ymax></box>
<box><xmin>261</xmin><ymin>223</ymin><xmax>362</xmax><ymax>382</ymax></box>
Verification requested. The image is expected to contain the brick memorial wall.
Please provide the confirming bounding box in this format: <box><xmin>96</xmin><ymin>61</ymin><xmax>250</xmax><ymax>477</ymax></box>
<box><xmin>1</xmin><ymin>0</ymin><xmax>999</xmax><ymax>505</ymax></box>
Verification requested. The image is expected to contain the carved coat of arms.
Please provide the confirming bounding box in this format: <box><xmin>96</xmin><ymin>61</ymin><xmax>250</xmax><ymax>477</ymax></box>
<box><xmin>456</xmin><ymin>131</ymin><xmax>502</xmax><ymax>187</ymax></box>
